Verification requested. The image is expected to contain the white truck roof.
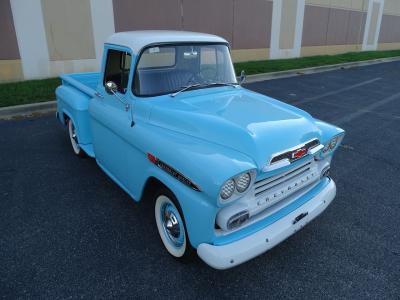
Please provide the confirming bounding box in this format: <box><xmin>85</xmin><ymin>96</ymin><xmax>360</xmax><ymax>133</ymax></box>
<box><xmin>106</xmin><ymin>30</ymin><xmax>228</xmax><ymax>54</ymax></box>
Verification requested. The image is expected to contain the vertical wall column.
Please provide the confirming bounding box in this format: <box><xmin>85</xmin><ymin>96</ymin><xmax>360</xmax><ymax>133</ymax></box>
<box><xmin>270</xmin><ymin>0</ymin><xmax>305</xmax><ymax>59</ymax></box>
<box><xmin>362</xmin><ymin>0</ymin><xmax>385</xmax><ymax>50</ymax></box>
<box><xmin>10</xmin><ymin>0</ymin><xmax>115</xmax><ymax>80</ymax></box>
<box><xmin>90</xmin><ymin>0</ymin><xmax>116</xmax><ymax>69</ymax></box>
<box><xmin>10</xmin><ymin>0</ymin><xmax>51</xmax><ymax>79</ymax></box>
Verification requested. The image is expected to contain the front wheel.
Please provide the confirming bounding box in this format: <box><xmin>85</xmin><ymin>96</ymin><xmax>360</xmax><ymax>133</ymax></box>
<box><xmin>67</xmin><ymin>119</ymin><xmax>86</xmax><ymax>157</ymax></box>
<box><xmin>154</xmin><ymin>188</ymin><xmax>194</xmax><ymax>260</ymax></box>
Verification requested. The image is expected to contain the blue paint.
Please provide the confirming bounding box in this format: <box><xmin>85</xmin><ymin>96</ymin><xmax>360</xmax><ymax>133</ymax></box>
<box><xmin>55</xmin><ymin>35</ymin><xmax>345</xmax><ymax>250</ymax></box>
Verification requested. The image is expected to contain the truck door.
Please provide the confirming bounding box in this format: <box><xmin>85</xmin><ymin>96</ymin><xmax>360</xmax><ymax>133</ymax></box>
<box><xmin>89</xmin><ymin>46</ymin><xmax>139</xmax><ymax>196</ymax></box>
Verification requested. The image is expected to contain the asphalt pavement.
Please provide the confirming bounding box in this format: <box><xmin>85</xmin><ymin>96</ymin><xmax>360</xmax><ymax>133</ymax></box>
<box><xmin>1</xmin><ymin>61</ymin><xmax>400</xmax><ymax>299</ymax></box>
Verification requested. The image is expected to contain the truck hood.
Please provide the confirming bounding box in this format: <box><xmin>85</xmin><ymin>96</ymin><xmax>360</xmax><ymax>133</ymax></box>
<box><xmin>148</xmin><ymin>88</ymin><xmax>321</xmax><ymax>169</ymax></box>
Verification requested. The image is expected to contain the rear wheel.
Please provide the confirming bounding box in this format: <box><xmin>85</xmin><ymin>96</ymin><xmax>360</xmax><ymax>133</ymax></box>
<box><xmin>67</xmin><ymin>119</ymin><xmax>86</xmax><ymax>157</ymax></box>
<box><xmin>154</xmin><ymin>187</ymin><xmax>194</xmax><ymax>260</ymax></box>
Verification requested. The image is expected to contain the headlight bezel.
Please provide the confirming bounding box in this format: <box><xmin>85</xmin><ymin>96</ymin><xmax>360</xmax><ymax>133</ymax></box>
<box><xmin>219</xmin><ymin>170</ymin><xmax>256</xmax><ymax>203</ymax></box>
<box><xmin>322</xmin><ymin>134</ymin><xmax>344</xmax><ymax>155</ymax></box>
<box><xmin>220</xmin><ymin>178</ymin><xmax>235</xmax><ymax>200</ymax></box>
<box><xmin>235</xmin><ymin>172</ymin><xmax>252</xmax><ymax>193</ymax></box>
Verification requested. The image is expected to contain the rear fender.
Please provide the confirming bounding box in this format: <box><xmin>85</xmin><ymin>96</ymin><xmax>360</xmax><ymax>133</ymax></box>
<box><xmin>56</xmin><ymin>85</ymin><xmax>92</xmax><ymax>145</ymax></box>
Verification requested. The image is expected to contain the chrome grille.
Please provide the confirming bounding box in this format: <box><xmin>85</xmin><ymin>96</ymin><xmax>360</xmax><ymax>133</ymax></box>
<box><xmin>254</xmin><ymin>160</ymin><xmax>319</xmax><ymax>209</ymax></box>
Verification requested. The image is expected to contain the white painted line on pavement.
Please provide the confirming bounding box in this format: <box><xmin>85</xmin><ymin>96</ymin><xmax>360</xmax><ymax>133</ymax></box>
<box><xmin>292</xmin><ymin>77</ymin><xmax>382</xmax><ymax>105</ymax></box>
<box><xmin>333</xmin><ymin>91</ymin><xmax>400</xmax><ymax>125</ymax></box>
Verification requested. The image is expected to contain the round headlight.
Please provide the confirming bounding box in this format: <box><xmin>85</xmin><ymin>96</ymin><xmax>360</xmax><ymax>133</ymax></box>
<box><xmin>329</xmin><ymin>136</ymin><xmax>338</xmax><ymax>149</ymax></box>
<box><xmin>235</xmin><ymin>172</ymin><xmax>251</xmax><ymax>193</ymax></box>
<box><xmin>220</xmin><ymin>179</ymin><xmax>235</xmax><ymax>200</ymax></box>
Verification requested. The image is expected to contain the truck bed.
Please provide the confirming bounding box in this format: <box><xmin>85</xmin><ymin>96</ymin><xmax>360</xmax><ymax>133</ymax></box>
<box><xmin>60</xmin><ymin>72</ymin><xmax>100</xmax><ymax>97</ymax></box>
<box><xmin>56</xmin><ymin>72</ymin><xmax>101</xmax><ymax>158</ymax></box>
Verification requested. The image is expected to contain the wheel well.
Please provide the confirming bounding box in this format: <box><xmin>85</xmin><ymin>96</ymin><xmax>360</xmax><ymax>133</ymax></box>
<box><xmin>140</xmin><ymin>177</ymin><xmax>170</xmax><ymax>202</ymax></box>
<box><xmin>141</xmin><ymin>176</ymin><xmax>197</xmax><ymax>251</ymax></box>
<box><xmin>63</xmin><ymin>113</ymin><xmax>70</xmax><ymax>125</ymax></box>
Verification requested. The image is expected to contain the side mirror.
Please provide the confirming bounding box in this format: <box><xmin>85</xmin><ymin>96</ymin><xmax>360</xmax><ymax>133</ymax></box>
<box><xmin>105</xmin><ymin>81</ymin><xmax>118</xmax><ymax>95</ymax></box>
<box><xmin>239</xmin><ymin>70</ymin><xmax>246</xmax><ymax>85</ymax></box>
<box><xmin>104</xmin><ymin>81</ymin><xmax>130</xmax><ymax>112</ymax></box>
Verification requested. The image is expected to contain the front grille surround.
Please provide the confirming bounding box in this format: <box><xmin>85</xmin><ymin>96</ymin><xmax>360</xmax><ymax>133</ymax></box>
<box><xmin>270</xmin><ymin>139</ymin><xmax>320</xmax><ymax>164</ymax></box>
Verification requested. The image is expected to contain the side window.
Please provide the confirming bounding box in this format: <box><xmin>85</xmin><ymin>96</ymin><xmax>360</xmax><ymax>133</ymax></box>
<box><xmin>104</xmin><ymin>49</ymin><xmax>131</xmax><ymax>93</ymax></box>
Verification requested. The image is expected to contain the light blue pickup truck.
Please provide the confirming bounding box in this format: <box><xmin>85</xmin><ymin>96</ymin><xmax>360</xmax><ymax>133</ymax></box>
<box><xmin>56</xmin><ymin>31</ymin><xmax>344</xmax><ymax>269</ymax></box>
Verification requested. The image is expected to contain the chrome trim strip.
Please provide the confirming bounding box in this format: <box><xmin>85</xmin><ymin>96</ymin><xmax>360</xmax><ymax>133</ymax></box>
<box><xmin>308</xmin><ymin>144</ymin><xmax>324</xmax><ymax>155</ymax></box>
<box><xmin>268</xmin><ymin>138</ymin><xmax>320</xmax><ymax>165</ymax></box>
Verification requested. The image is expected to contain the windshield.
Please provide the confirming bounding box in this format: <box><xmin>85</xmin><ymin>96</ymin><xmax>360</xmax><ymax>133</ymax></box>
<box><xmin>133</xmin><ymin>44</ymin><xmax>237</xmax><ymax>97</ymax></box>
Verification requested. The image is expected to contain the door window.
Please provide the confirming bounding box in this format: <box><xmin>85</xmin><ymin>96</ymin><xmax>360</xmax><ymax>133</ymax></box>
<box><xmin>104</xmin><ymin>49</ymin><xmax>131</xmax><ymax>94</ymax></box>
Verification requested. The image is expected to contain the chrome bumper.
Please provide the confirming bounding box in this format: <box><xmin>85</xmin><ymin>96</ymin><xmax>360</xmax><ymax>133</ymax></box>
<box><xmin>197</xmin><ymin>179</ymin><xmax>336</xmax><ymax>270</ymax></box>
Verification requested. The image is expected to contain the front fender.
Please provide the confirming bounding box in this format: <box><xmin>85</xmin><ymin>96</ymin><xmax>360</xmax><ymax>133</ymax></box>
<box><xmin>134</xmin><ymin>122</ymin><xmax>257</xmax><ymax>204</ymax></box>
<box><xmin>315</xmin><ymin>119</ymin><xmax>345</xmax><ymax>148</ymax></box>
<box><xmin>144</xmin><ymin>165</ymin><xmax>218</xmax><ymax>248</ymax></box>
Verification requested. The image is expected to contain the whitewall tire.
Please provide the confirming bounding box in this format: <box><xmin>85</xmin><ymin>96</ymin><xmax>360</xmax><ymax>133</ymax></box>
<box><xmin>67</xmin><ymin>119</ymin><xmax>86</xmax><ymax>157</ymax></box>
<box><xmin>154</xmin><ymin>191</ymin><xmax>193</xmax><ymax>260</ymax></box>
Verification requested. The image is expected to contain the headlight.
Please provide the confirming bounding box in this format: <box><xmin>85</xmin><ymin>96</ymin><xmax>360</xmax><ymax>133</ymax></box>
<box><xmin>220</xmin><ymin>179</ymin><xmax>235</xmax><ymax>200</ymax></box>
<box><xmin>235</xmin><ymin>172</ymin><xmax>251</xmax><ymax>193</ymax></box>
<box><xmin>322</xmin><ymin>134</ymin><xmax>343</xmax><ymax>154</ymax></box>
<box><xmin>329</xmin><ymin>136</ymin><xmax>338</xmax><ymax>149</ymax></box>
<box><xmin>220</xmin><ymin>171</ymin><xmax>254</xmax><ymax>202</ymax></box>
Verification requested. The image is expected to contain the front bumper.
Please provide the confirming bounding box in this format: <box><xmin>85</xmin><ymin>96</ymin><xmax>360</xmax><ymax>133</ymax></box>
<box><xmin>197</xmin><ymin>178</ymin><xmax>336</xmax><ymax>269</ymax></box>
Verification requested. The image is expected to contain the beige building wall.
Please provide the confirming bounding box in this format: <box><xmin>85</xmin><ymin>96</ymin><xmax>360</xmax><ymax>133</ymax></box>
<box><xmin>383</xmin><ymin>0</ymin><xmax>400</xmax><ymax>16</ymax></box>
<box><xmin>301</xmin><ymin>2</ymin><xmax>365</xmax><ymax>56</ymax></box>
<box><xmin>0</xmin><ymin>60</ymin><xmax>24</xmax><ymax>82</ymax></box>
<box><xmin>41</xmin><ymin>0</ymin><xmax>96</xmax><ymax>61</ymax></box>
<box><xmin>2</xmin><ymin>0</ymin><xmax>400</xmax><ymax>82</ymax></box>
<box><xmin>306</xmin><ymin>0</ymin><xmax>366</xmax><ymax>11</ymax></box>
<box><xmin>303</xmin><ymin>0</ymin><xmax>399</xmax><ymax>55</ymax></box>
<box><xmin>270</xmin><ymin>0</ymin><xmax>305</xmax><ymax>59</ymax></box>
<box><xmin>279</xmin><ymin>0</ymin><xmax>298</xmax><ymax>50</ymax></box>
<box><xmin>112</xmin><ymin>0</ymin><xmax>273</xmax><ymax>61</ymax></box>
<box><xmin>0</xmin><ymin>0</ymin><xmax>23</xmax><ymax>81</ymax></box>
<box><xmin>4</xmin><ymin>0</ymin><xmax>113</xmax><ymax>82</ymax></box>
<box><xmin>379</xmin><ymin>0</ymin><xmax>400</xmax><ymax>45</ymax></box>
<box><xmin>231</xmin><ymin>48</ymin><xmax>270</xmax><ymax>62</ymax></box>
<box><xmin>367</xmin><ymin>2</ymin><xmax>381</xmax><ymax>45</ymax></box>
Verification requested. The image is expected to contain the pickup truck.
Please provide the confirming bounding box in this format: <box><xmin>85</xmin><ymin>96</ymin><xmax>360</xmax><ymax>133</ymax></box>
<box><xmin>56</xmin><ymin>30</ymin><xmax>345</xmax><ymax>269</ymax></box>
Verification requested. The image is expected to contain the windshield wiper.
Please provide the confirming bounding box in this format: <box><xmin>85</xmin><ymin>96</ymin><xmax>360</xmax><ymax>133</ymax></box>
<box><xmin>170</xmin><ymin>84</ymin><xmax>202</xmax><ymax>97</ymax></box>
<box><xmin>170</xmin><ymin>82</ymin><xmax>239</xmax><ymax>97</ymax></box>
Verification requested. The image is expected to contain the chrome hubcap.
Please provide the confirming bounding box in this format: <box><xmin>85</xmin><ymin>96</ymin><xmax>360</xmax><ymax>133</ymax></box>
<box><xmin>71</xmin><ymin>124</ymin><xmax>77</xmax><ymax>142</ymax></box>
<box><xmin>165</xmin><ymin>212</ymin><xmax>180</xmax><ymax>238</ymax></box>
<box><xmin>161</xmin><ymin>203</ymin><xmax>184</xmax><ymax>248</ymax></box>
<box><xmin>68</xmin><ymin>120</ymin><xmax>81</xmax><ymax>154</ymax></box>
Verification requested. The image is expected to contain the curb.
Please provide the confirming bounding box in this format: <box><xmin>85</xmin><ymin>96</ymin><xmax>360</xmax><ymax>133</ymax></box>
<box><xmin>1</xmin><ymin>56</ymin><xmax>400</xmax><ymax>119</ymax></box>
<box><xmin>0</xmin><ymin>100</ymin><xmax>55</xmax><ymax>120</ymax></box>
<box><xmin>245</xmin><ymin>56</ymin><xmax>400</xmax><ymax>83</ymax></box>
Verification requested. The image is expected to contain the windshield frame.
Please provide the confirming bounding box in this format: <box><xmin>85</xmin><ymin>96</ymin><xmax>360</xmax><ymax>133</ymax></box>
<box><xmin>132</xmin><ymin>42</ymin><xmax>236</xmax><ymax>98</ymax></box>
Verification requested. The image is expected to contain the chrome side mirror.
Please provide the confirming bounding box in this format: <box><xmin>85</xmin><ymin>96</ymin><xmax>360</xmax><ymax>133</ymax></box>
<box><xmin>104</xmin><ymin>81</ymin><xmax>130</xmax><ymax>112</ymax></box>
<box><xmin>105</xmin><ymin>81</ymin><xmax>118</xmax><ymax>95</ymax></box>
<box><xmin>239</xmin><ymin>70</ymin><xmax>246</xmax><ymax>85</ymax></box>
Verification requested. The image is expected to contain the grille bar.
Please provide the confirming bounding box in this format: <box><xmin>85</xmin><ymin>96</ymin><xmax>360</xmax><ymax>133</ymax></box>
<box><xmin>255</xmin><ymin>167</ymin><xmax>310</xmax><ymax>197</ymax></box>
<box><xmin>254</xmin><ymin>160</ymin><xmax>314</xmax><ymax>198</ymax></box>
